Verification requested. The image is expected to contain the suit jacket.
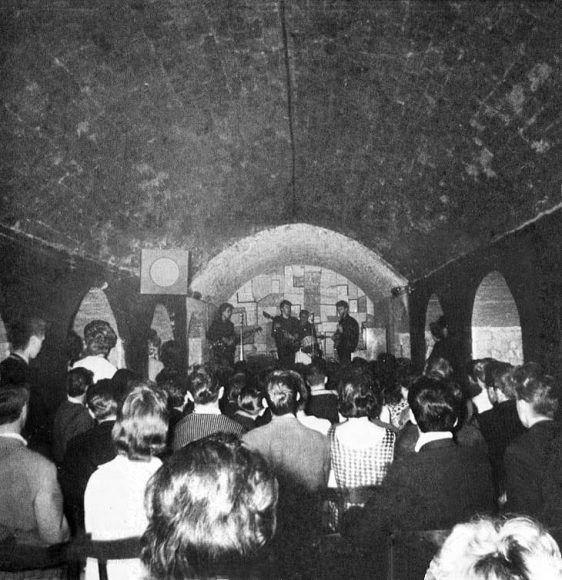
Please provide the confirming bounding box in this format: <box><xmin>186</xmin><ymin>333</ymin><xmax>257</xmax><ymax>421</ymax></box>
<box><xmin>505</xmin><ymin>419</ymin><xmax>562</xmax><ymax>517</ymax></box>
<box><xmin>356</xmin><ymin>439</ymin><xmax>494</xmax><ymax>543</ymax></box>
<box><xmin>52</xmin><ymin>400</ymin><xmax>94</xmax><ymax>464</ymax></box>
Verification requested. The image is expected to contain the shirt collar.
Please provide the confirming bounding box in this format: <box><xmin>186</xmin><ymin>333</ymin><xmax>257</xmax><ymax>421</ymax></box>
<box><xmin>0</xmin><ymin>432</ymin><xmax>28</xmax><ymax>446</ymax></box>
<box><xmin>415</xmin><ymin>431</ymin><xmax>453</xmax><ymax>453</ymax></box>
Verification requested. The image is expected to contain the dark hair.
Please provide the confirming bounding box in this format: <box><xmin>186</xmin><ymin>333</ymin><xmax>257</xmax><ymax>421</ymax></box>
<box><xmin>237</xmin><ymin>384</ymin><xmax>263</xmax><ymax>415</ymax></box>
<box><xmin>425</xmin><ymin>357</ymin><xmax>453</xmax><ymax>381</ymax></box>
<box><xmin>218</xmin><ymin>303</ymin><xmax>234</xmax><ymax>318</ymax></box>
<box><xmin>299</xmin><ymin>309</ymin><xmax>309</xmax><ymax>318</ymax></box>
<box><xmin>160</xmin><ymin>340</ymin><xmax>182</xmax><ymax>370</ymax></box>
<box><xmin>305</xmin><ymin>359</ymin><xmax>327</xmax><ymax>385</ymax></box>
<box><xmin>264</xmin><ymin>370</ymin><xmax>300</xmax><ymax>416</ymax></box>
<box><xmin>86</xmin><ymin>379</ymin><xmax>118</xmax><ymax>421</ymax></box>
<box><xmin>335</xmin><ymin>300</ymin><xmax>349</xmax><ymax>309</ymax></box>
<box><xmin>189</xmin><ymin>366</ymin><xmax>220</xmax><ymax>405</ymax></box>
<box><xmin>65</xmin><ymin>331</ymin><xmax>84</xmax><ymax>365</ymax></box>
<box><xmin>227</xmin><ymin>372</ymin><xmax>247</xmax><ymax>404</ymax></box>
<box><xmin>515</xmin><ymin>373</ymin><xmax>559</xmax><ymax>418</ymax></box>
<box><xmin>111</xmin><ymin>368</ymin><xmax>142</xmax><ymax>407</ymax></box>
<box><xmin>112</xmin><ymin>384</ymin><xmax>168</xmax><ymax>460</ymax></box>
<box><xmin>8</xmin><ymin>318</ymin><xmax>46</xmax><ymax>350</ymax></box>
<box><xmin>408</xmin><ymin>376</ymin><xmax>463</xmax><ymax>433</ymax></box>
<box><xmin>337</xmin><ymin>370</ymin><xmax>382</xmax><ymax>420</ymax></box>
<box><xmin>279</xmin><ymin>300</ymin><xmax>292</xmax><ymax>309</ymax></box>
<box><xmin>66</xmin><ymin>367</ymin><xmax>94</xmax><ymax>397</ymax></box>
<box><xmin>155</xmin><ymin>368</ymin><xmax>188</xmax><ymax>408</ymax></box>
<box><xmin>429</xmin><ymin>316</ymin><xmax>447</xmax><ymax>340</ymax></box>
<box><xmin>141</xmin><ymin>433</ymin><xmax>278</xmax><ymax>580</ymax></box>
<box><xmin>147</xmin><ymin>329</ymin><xmax>161</xmax><ymax>348</ymax></box>
<box><xmin>0</xmin><ymin>386</ymin><xmax>29</xmax><ymax>425</ymax></box>
<box><xmin>84</xmin><ymin>320</ymin><xmax>117</xmax><ymax>356</ymax></box>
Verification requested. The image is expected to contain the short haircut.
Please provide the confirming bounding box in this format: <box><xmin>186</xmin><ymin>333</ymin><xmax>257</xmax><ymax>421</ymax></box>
<box><xmin>305</xmin><ymin>358</ymin><xmax>327</xmax><ymax>384</ymax></box>
<box><xmin>112</xmin><ymin>384</ymin><xmax>168</xmax><ymax>460</ymax></box>
<box><xmin>188</xmin><ymin>366</ymin><xmax>220</xmax><ymax>405</ymax></box>
<box><xmin>337</xmin><ymin>369</ymin><xmax>382</xmax><ymax>420</ymax></box>
<box><xmin>66</xmin><ymin>367</ymin><xmax>94</xmax><ymax>397</ymax></box>
<box><xmin>430</xmin><ymin>515</ymin><xmax>562</xmax><ymax>580</ymax></box>
<box><xmin>279</xmin><ymin>300</ymin><xmax>292</xmax><ymax>309</ymax></box>
<box><xmin>237</xmin><ymin>384</ymin><xmax>263</xmax><ymax>415</ymax></box>
<box><xmin>335</xmin><ymin>300</ymin><xmax>348</xmax><ymax>309</ymax></box>
<box><xmin>494</xmin><ymin>365</ymin><xmax>517</xmax><ymax>399</ymax></box>
<box><xmin>147</xmin><ymin>329</ymin><xmax>161</xmax><ymax>348</ymax></box>
<box><xmin>227</xmin><ymin>372</ymin><xmax>247</xmax><ymax>403</ymax></box>
<box><xmin>160</xmin><ymin>340</ymin><xmax>182</xmax><ymax>370</ymax></box>
<box><xmin>515</xmin><ymin>373</ymin><xmax>560</xmax><ymax>418</ymax></box>
<box><xmin>264</xmin><ymin>370</ymin><xmax>299</xmax><ymax>416</ymax></box>
<box><xmin>0</xmin><ymin>386</ymin><xmax>29</xmax><ymax>425</ymax></box>
<box><xmin>424</xmin><ymin>356</ymin><xmax>453</xmax><ymax>381</ymax></box>
<box><xmin>218</xmin><ymin>303</ymin><xmax>234</xmax><ymax>317</ymax></box>
<box><xmin>299</xmin><ymin>309</ymin><xmax>309</xmax><ymax>318</ymax></box>
<box><xmin>8</xmin><ymin>318</ymin><xmax>46</xmax><ymax>350</ymax></box>
<box><xmin>141</xmin><ymin>433</ymin><xmax>278</xmax><ymax>580</ymax></box>
<box><xmin>84</xmin><ymin>320</ymin><xmax>117</xmax><ymax>356</ymax></box>
<box><xmin>408</xmin><ymin>376</ymin><xmax>463</xmax><ymax>433</ymax></box>
<box><xmin>155</xmin><ymin>368</ymin><xmax>188</xmax><ymax>408</ymax></box>
<box><xmin>86</xmin><ymin>379</ymin><xmax>118</xmax><ymax>421</ymax></box>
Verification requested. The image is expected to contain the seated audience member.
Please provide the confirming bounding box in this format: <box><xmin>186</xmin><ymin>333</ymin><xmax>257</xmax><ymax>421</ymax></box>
<box><xmin>159</xmin><ymin>339</ymin><xmax>183</xmax><ymax>372</ymax></box>
<box><xmin>147</xmin><ymin>329</ymin><xmax>164</xmax><ymax>383</ymax></box>
<box><xmin>504</xmin><ymin>369</ymin><xmax>561</xmax><ymax>517</ymax></box>
<box><xmin>172</xmin><ymin>366</ymin><xmax>245</xmax><ymax>451</ymax></box>
<box><xmin>470</xmin><ymin>358</ymin><xmax>512</xmax><ymax>414</ymax></box>
<box><xmin>426</xmin><ymin>516</ymin><xmax>562</xmax><ymax>580</ymax></box>
<box><xmin>424</xmin><ymin>356</ymin><xmax>453</xmax><ymax>381</ymax></box>
<box><xmin>52</xmin><ymin>367</ymin><xmax>94</xmax><ymax>464</ymax></box>
<box><xmin>232</xmin><ymin>383</ymin><xmax>263</xmax><ymax>431</ymax></box>
<box><xmin>221</xmin><ymin>371</ymin><xmax>247</xmax><ymax>418</ymax></box>
<box><xmin>0</xmin><ymin>386</ymin><xmax>70</xmax><ymax>544</ymax></box>
<box><xmin>141</xmin><ymin>433</ymin><xmax>278</xmax><ymax>580</ymax></box>
<box><xmin>294</xmin><ymin>370</ymin><xmax>331</xmax><ymax>436</ymax></box>
<box><xmin>111</xmin><ymin>368</ymin><xmax>142</xmax><ymax>406</ymax></box>
<box><xmin>355</xmin><ymin>377</ymin><xmax>494</xmax><ymax>547</ymax></box>
<box><xmin>242</xmin><ymin>370</ymin><xmax>330</xmax><ymax>575</ymax></box>
<box><xmin>477</xmin><ymin>364</ymin><xmax>525</xmax><ymax>505</ymax></box>
<box><xmin>382</xmin><ymin>371</ymin><xmax>412</xmax><ymax>430</ymax></box>
<box><xmin>72</xmin><ymin>320</ymin><xmax>118</xmax><ymax>383</ymax></box>
<box><xmin>59</xmin><ymin>379</ymin><xmax>118</xmax><ymax>533</ymax></box>
<box><xmin>155</xmin><ymin>367</ymin><xmax>190</xmax><ymax>446</ymax></box>
<box><xmin>328</xmin><ymin>370</ymin><xmax>395</xmax><ymax>493</ymax></box>
<box><xmin>304</xmin><ymin>359</ymin><xmax>339</xmax><ymax>423</ymax></box>
<box><xmin>84</xmin><ymin>385</ymin><xmax>168</xmax><ymax>580</ymax></box>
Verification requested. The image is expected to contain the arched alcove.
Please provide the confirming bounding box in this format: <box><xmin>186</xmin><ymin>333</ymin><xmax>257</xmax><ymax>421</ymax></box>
<box><xmin>471</xmin><ymin>271</ymin><xmax>523</xmax><ymax>365</ymax></box>
<box><xmin>72</xmin><ymin>287</ymin><xmax>126</xmax><ymax>370</ymax></box>
<box><xmin>424</xmin><ymin>293</ymin><xmax>444</xmax><ymax>359</ymax></box>
<box><xmin>190</xmin><ymin>224</ymin><xmax>407</xmax><ymax>304</ymax></box>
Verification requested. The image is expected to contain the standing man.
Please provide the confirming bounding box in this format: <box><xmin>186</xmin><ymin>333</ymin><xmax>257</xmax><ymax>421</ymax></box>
<box><xmin>272</xmin><ymin>300</ymin><xmax>300</xmax><ymax>369</ymax></box>
<box><xmin>207</xmin><ymin>303</ymin><xmax>237</xmax><ymax>369</ymax></box>
<box><xmin>333</xmin><ymin>300</ymin><xmax>359</xmax><ymax>365</ymax></box>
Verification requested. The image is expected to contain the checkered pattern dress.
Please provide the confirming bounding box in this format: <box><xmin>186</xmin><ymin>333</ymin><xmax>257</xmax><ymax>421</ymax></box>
<box><xmin>329</xmin><ymin>423</ymin><xmax>396</xmax><ymax>489</ymax></box>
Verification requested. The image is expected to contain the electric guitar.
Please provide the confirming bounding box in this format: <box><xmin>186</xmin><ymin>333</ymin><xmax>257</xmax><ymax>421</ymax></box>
<box><xmin>209</xmin><ymin>326</ymin><xmax>262</xmax><ymax>355</ymax></box>
<box><xmin>262</xmin><ymin>311</ymin><xmax>300</xmax><ymax>350</ymax></box>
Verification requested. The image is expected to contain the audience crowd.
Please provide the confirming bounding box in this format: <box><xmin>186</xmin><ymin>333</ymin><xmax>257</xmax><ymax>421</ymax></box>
<box><xmin>0</xmin><ymin>316</ymin><xmax>561</xmax><ymax>579</ymax></box>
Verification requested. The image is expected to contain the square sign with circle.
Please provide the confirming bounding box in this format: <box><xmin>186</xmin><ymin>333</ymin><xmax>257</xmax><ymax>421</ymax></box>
<box><xmin>140</xmin><ymin>249</ymin><xmax>190</xmax><ymax>295</ymax></box>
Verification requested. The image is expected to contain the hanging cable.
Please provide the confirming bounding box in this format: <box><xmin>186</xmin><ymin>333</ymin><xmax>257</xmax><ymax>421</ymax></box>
<box><xmin>279</xmin><ymin>0</ymin><xmax>297</xmax><ymax>220</ymax></box>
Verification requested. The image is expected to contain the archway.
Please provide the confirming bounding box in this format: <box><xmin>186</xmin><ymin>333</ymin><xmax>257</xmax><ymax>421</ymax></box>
<box><xmin>424</xmin><ymin>293</ymin><xmax>444</xmax><ymax>360</ymax></box>
<box><xmin>72</xmin><ymin>287</ymin><xmax>126</xmax><ymax>370</ymax></box>
<box><xmin>471</xmin><ymin>271</ymin><xmax>523</xmax><ymax>365</ymax></box>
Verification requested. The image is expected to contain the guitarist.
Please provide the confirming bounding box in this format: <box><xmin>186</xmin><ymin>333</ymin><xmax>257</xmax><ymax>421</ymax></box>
<box><xmin>207</xmin><ymin>303</ymin><xmax>237</xmax><ymax>368</ymax></box>
<box><xmin>333</xmin><ymin>300</ymin><xmax>359</xmax><ymax>365</ymax></box>
<box><xmin>271</xmin><ymin>300</ymin><xmax>300</xmax><ymax>369</ymax></box>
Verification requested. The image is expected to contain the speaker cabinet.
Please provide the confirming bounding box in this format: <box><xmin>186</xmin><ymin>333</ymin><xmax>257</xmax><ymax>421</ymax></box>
<box><xmin>140</xmin><ymin>249</ymin><xmax>189</xmax><ymax>295</ymax></box>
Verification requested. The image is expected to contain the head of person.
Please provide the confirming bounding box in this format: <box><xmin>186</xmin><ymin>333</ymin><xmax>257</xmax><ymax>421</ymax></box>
<box><xmin>66</xmin><ymin>367</ymin><xmax>94</xmax><ymax>398</ymax></box>
<box><xmin>237</xmin><ymin>384</ymin><xmax>263</xmax><ymax>417</ymax></box>
<box><xmin>305</xmin><ymin>358</ymin><xmax>328</xmax><ymax>387</ymax></box>
<box><xmin>430</xmin><ymin>316</ymin><xmax>448</xmax><ymax>340</ymax></box>
<box><xmin>337</xmin><ymin>369</ymin><xmax>383</xmax><ymax>420</ymax></box>
<box><xmin>218</xmin><ymin>303</ymin><xmax>234</xmax><ymax>322</ymax></box>
<box><xmin>155</xmin><ymin>368</ymin><xmax>188</xmax><ymax>409</ymax></box>
<box><xmin>263</xmin><ymin>370</ymin><xmax>300</xmax><ymax>416</ymax></box>
<box><xmin>226</xmin><ymin>372</ymin><xmax>247</xmax><ymax>404</ymax></box>
<box><xmin>279</xmin><ymin>300</ymin><xmax>292</xmax><ymax>318</ymax></box>
<box><xmin>8</xmin><ymin>317</ymin><xmax>46</xmax><ymax>358</ymax></box>
<box><xmin>160</xmin><ymin>340</ymin><xmax>182</xmax><ymax>370</ymax></box>
<box><xmin>147</xmin><ymin>329</ymin><xmax>161</xmax><ymax>358</ymax></box>
<box><xmin>335</xmin><ymin>300</ymin><xmax>349</xmax><ymax>318</ymax></box>
<box><xmin>188</xmin><ymin>366</ymin><xmax>223</xmax><ymax>406</ymax></box>
<box><xmin>299</xmin><ymin>309</ymin><xmax>310</xmax><ymax>325</ymax></box>
<box><xmin>0</xmin><ymin>385</ymin><xmax>29</xmax><ymax>430</ymax></box>
<box><xmin>83</xmin><ymin>320</ymin><xmax>117</xmax><ymax>358</ymax></box>
<box><xmin>430</xmin><ymin>516</ymin><xmax>562</xmax><ymax>580</ymax></box>
<box><xmin>425</xmin><ymin>357</ymin><xmax>454</xmax><ymax>381</ymax></box>
<box><xmin>111</xmin><ymin>368</ymin><xmax>142</xmax><ymax>407</ymax></box>
<box><xmin>141</xmin><ymin>433</ymin><xmax>278</xmax><ymax>580</ymax></box>
<box><xmin>65</xmin><ymin>331</ymin><xmax>84</xmax><ymax>366</ymax></box>
<box><xmin>492</xmin><ymin>364</ymin><xmax>517</xmax><ymax>402</ymax></box>
<box><xmin>408</xmin><ymin>376</ymin><xmax>463</xmax><ymax>433</ymax></box>
<box><xmin>86</xmin><ymin>379</ymin><xmax>118</xmax><ymax>422</ymax></box>
<box><xmin>513</xmin><ymin>372</ymin><xmax>560</xmax><ymax>424</ymax></box>
<box><xmin>112</xmin><ymin>384</ymin><xmax>168</xmax><ymax>460</ymax></box>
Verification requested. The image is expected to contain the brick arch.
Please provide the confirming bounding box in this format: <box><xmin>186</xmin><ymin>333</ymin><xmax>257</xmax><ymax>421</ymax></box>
<box><xmin>190</xmin><ymin>223</ymin><xmax>408</xmax><ymax>303</ymax></box>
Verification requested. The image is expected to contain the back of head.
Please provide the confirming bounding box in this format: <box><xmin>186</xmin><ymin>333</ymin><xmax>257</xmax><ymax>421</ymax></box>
<box><xmin>337</xmin><ymin>369</ymin><xmax>382</xmax><ymax>420</ymax></box>
<box><xmin>264</xmin><ymin>370</ymin><xmax>300</xmax><ymax>416</ymax></box>
<box><xmin>141</xmin><ymin>433</ymin><xmax>278</xmax><ymax>580</ymax></box>
<box><xmin>8</xmin><ymin>317</ymin><xmax>46</xmax><ymax>351</ymax></box>
<box><xmin>425</xmin><ymin>357</ymin><xmax>454</xmax><ymax>381</ymax></box>
<box><xmin>431</xmin><ymin>516</ymin><xmax>562</xmax><ymax>580</ymax></box>
<box><xmin>237</xmin><ymin>384</ymin><xmax>263</xmax><ymax>415</ymax></box>
<box><xmin>160</xmin><ymin>340</ymin><xmax>182</xmax><ymax>370</ymax></box>
<box><xmin>111</xmin><ymin>368</ymin><xmax>142</xmax><ymax>407</ymax></box>
<box><xmin>0</xmin><ymin>386</ymin><xmax>29</xmax><ymax>425</ymax></box>
<box><xmin>84</xmin><ymin>320</ymin><xmax>117</xmax><ymax>357</ymax></box>
<box><xmin>514</xmin><ymin>372</ymin><xmax>560</xmax><ymax>419</ymax></box>
<box><xmin>155</xmin><ymin>368</ymin><xmax>187</xmax><ymax>408</ymax></box>
<box><xmin>112</xmin><ymin>384</ymin><xmax>168</xmax><ymax>460</ymax></box>
<box><xmin>408</xmin><ymin>376</ymin><xmax>463</xmax><ymax>433</ymax></box>
<box><xmin>66</xmin><ymin>367</ymin><xmax>94</xmax><ymax>397</ymax></box>
<box><xmin>86</xmin><ymin>379</ymin><xmax>118</xmax><ymax>421</ymax></box>
<box><xmin>305</xmin><ymin>358</ymin><xmax>328</xmax><ymax>386</ymax></box>
<box><xmin>188</xmin><ymin>366</ymin><xmax>220</xmax><ymax>405</ymax></box>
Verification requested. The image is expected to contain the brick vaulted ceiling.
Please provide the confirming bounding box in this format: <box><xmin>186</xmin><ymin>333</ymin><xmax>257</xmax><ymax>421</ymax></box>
<box><xmin>1</xmin><ymin>0</ymin><xmax>560</xmax><ymax>281</ymax></box>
